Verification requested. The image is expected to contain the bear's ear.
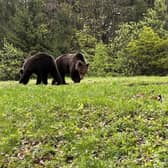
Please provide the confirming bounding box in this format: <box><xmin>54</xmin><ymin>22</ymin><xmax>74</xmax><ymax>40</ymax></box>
<box><xmin>76</xmin><ymin>53</ymin><xmax>83</xmax><ymax>59</ymax></box>
<box><xmin>86</xmin><ymin>63</ymin><xmax>89</xmax><ymax>67</ymax></box>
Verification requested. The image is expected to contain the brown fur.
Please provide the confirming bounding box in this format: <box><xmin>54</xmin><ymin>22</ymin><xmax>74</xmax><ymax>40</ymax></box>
<box><xmin>19</xmin><ymin>52</ymin><xmax>62</xmax><ymax>85</ymax></box>
<box><xmin>53</xmin><ymin>53</ymin><xmax>89</xmax><ymax>84</ymax></box>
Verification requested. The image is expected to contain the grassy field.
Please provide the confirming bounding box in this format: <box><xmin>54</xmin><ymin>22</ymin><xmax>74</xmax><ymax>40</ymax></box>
<box><xmin>0</xmin><ymin>77</ymin><xmax>168</xmax><ymax>168</ymax></box>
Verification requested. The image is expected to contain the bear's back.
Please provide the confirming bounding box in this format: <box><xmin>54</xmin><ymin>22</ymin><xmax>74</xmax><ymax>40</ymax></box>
<box><xmin>24</xmin><ymin>52</ymin><xmax>56</xmax><ymax>72</ymax></box>
<box><xmin>56</xmin><ymin>53</ymin><xmax>86</xmax><ymax>64</ymax></box>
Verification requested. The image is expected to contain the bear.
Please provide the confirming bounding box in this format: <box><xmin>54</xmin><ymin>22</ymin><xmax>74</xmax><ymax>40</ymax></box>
<box><xmin>19</xmin><ymin>52</ymin><xmax>62</xmax><ymax>85</ymax></box>
<box><xmin>53</xmin><ymin>53</ymin><xmax>89</xmax><ymax>84</ymax></box>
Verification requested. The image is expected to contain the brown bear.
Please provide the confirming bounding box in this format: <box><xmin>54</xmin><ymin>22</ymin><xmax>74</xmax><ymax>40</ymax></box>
<box><xmin>53</xmin><ymin>53</ymin><xmax>89</xmax><ymax>84</ymax></box>
<box><xmin>19</xmin><ymin>52</ymin><xmax>62</xmax><ymax>85</ymax></box>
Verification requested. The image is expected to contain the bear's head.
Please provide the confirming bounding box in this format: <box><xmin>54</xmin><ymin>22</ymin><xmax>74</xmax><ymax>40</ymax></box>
<box><xmin>75</xmin><ymin>60</ymin><xmax>89</xmax><ymax>80</ymax></box>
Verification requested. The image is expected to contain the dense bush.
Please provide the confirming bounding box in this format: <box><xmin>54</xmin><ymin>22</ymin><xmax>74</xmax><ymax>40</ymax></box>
<box><xmin>115</xmin><ymin>26</ymin><xmax>168</xmax><ymax>75</ymax></box>
<box><xmin>0</xmin><ymin>40</ymin><xmax>24</xmax><ymax>80</ymax></box>
<box><xmin>91</xmin><ymin>43</ymin><xmax>113</xmax><ymax>76</ymax></box>
<box><xmin>111</xmin><ymin>0</ymin><xmax>168</xmax><ymax>76</ymax></box>
<box><xmin>75</xmin><ymin>31</ymin><xmax>97</xmax><ymax>61</ymax></box>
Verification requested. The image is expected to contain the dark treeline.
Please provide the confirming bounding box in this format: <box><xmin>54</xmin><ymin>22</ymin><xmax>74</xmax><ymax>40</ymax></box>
<box><xmin>0</xmin><ymin>0</ymin><xmax>168</xmax><ymax>80</ymax></box>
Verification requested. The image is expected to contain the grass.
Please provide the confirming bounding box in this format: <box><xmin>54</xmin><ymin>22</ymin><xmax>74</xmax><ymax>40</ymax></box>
<box><xmin>0</xmin><ymin>76</ymin><xmax>168</xmax><ymax>167</ymax></box>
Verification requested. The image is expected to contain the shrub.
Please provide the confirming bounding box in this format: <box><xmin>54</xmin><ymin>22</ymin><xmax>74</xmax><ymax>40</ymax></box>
<box><xmin>0</xmin><ymin>39</ymin><xmax>24</xmax><ymax>80</ymax></box>
<box><xmin>75</xmin><ymin>31</ymin><xmax>97</xmax><ymax>62</ymax></box>
<box><xmin>116</xmin><ymin>26</ymin><xmax>168</xmax><ymax>75</ymax></box>
<box><xmin>91</xmin><ymin>42</ymin><xmax>112</xmax><ymax>76</ymax></box>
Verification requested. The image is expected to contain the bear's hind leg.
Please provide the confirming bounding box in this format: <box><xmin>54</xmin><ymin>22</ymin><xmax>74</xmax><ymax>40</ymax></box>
<box><xmin>51</xmin><ymin>71</ymin><xmax>63</xmax><ymax>85</ymax></box>
<box><xmin>60</xmin><ymin>74</ymin><xmax>66</xmax><ymax>84</ymax></box>
<box><xmin>41</xmin><ymin>73</ymin><xmax>48</xmax><ymax>85</ymax></box>
<box><xmin>36</xmin><ymin>75</ymin><xmax>42</xmax><ymax>85</ymax></box>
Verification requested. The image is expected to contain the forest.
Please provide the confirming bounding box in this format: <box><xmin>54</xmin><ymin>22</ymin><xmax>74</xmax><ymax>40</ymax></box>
<box><xmin>0</xmin><ymin>0</ymin><xmax>168</xmax><ymax>80</ymax></box>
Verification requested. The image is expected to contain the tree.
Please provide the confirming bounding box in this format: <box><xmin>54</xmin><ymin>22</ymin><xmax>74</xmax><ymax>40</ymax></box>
<box><xmin>0</xmin><ymin>39</ymin><xmax>24</xmax><ymax>80</ymax></box>
<box><xmin>92</xmin><ymin>42</ymin><xmax>111</xmax><ymax>75</ymax></box>
<box><xmin>0</xmin><ymin>0</ymin><xmax>19</xmax><ymax>47</ymax></box>
<box><xmin>2</xmin><ymin>0</ymin><xmax>75</xmax><ymax>55</ymax></box>
<box><xmin>141</xmin><ymin>0</ymin><xmax>168</xmax><ymax>37</ymax></box>
<box><xmin>117</xmin><ymin>26</ymin><xmax>168</xmax><ymax>75</ymax></box>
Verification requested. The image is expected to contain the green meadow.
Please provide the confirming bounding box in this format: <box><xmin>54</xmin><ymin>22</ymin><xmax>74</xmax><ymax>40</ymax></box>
<box><xmin>0</xmin><ymin>77</ymin><xmax>168</xmax><ymax>167</ymax></box>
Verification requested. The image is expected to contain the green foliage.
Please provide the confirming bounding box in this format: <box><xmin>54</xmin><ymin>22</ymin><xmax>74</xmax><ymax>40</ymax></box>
<box><xmin>110</xmin><ymin>22</ymin><xmax>142</xmax><ymax>75</ymax></box>
<box><xmin>75</xmin><ymin>31</ymin><xmax>97</xmax><ymax>61</ymax></box>
<box><xmin>154</xmin><ymin>0</ymin><xmax>167</xmax><ymax>16</ymax></box>
<box><xmin>1</xmin><ymin>0</ymin><xmax>75</xmax><ymax>55</ymax></box>
<box><xmin>91</xmin><ymin>42</ymin><xmax>112</xmax><ymax>76</ymax></box>
<box><xmin>47</xmin><ymin>3</ymin><xmax>76</xmax><ymax>55</ymax></box>
<box><xmin>111</xmin><ymin>23</ymin><xmax>138</xmax><ymax>53</ymax></box>
<box><xmin>4</xmin><ymin>0</ymin><xmax>49</xmax><ymax>53</ymax></box>
<box><xmin>117</xmin><ymin>26</ymin><xmax>168</xmax><ymax>75</ymax></box>
<box><xmin>0</xmin><ymin>0</ymin><xmax>167</xmax><ymax>78</ymax></box>
<box><xmin>0</xmin><ymin>77</ymin><xmax>168</xmax><ymax>167</ymax></box>
<box><xmin>0</xmin><ymin>39</ymin><xmax>24</xmax><ymax>80</ymax></box>
<box><xmin>140</xmin><ymin>0</ymin><xmax>168</xmax><ymax>37</ymax></box>
<box><xmin>111</xmin><ymin>1</ymin><xmax>168</xmax><ymax>76</ymax></box>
